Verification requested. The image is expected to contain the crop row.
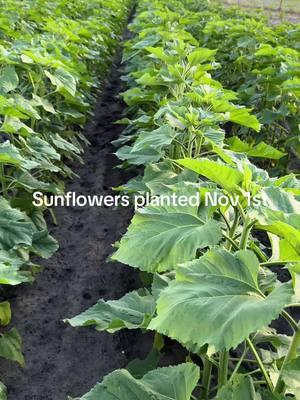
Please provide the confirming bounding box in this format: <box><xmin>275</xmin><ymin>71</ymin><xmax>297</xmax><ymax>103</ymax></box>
<box><xmin>67</xmin><ymin>0</ymin><xmax>300</xmax><ymax>399</ymax></box>
<box><xmin>0</xmin><ymin>0</ymin><xmax>132</xmax><ymax>396</ymax></box>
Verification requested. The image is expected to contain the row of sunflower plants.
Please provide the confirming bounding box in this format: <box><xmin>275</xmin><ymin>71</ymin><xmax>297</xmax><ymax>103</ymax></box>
<box><xmin>181</xmin><ymin>1</ymin><xmax>300</xmax><ymax>174</ymax></box>
<box><xmin>0</xmin><ymin>0</ymin><xmax>132</xmax><ymax>396</ymax></box>
<box><xmin>66</xmin><ymin>0</ymin><xmax>300</xmax><ymax>399</ymax></box>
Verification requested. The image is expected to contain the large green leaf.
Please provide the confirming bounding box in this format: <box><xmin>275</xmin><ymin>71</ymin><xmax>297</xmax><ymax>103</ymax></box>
<box><xmin>0</xmin><ymin>250</ymin><xmax>32</xmax><ymax>285</ymax></box>
<box><xmin>177</xmin><ymin>158</ymin><xmax>244</xmax><ymax>192</ymax></box>
<box><xmin>116</xmin><ymin>145</ymin><xmax>161</xmax><ymax>165</ymax></box>
<box><xmin>78</xmin><ymin>363</ymin><xmax>200</xmax><ymax>400</ymax></box>
<box><xmin>0</xmin><ymin>141</ymin><xmax>22</xmax><ymax>166</ymax></box>
<box><xmin>227</xmin><ymin>137</ymin><xmax>286</xmax><ymax>160</ymax></box>
<box><xmin>0</xmin><ymin>328</ymin><xmax>24</xmax><ymax>366</ymax></box>
<box><xmin>0</xmin><ymin>197</ymin><xmax>33</xmax><ymax>251</ymax></box>
<box><xmin>143</xmin><ymin>161</ymin><xmax>198</xmax><ymax>195</ymax></box>
<box><xmin>45</xmin><ymin>68</ymin><xmax>77</xmax><ymax>97</ymax></box>
<box><xmin>0</xmin><ymin>66</ymin><xmax>19</xmax><ymax>94</ymax></box>
<box><xmin>227</xmin><ymin>108</ymin><xmax>261</xmax><ymax>132</ymax></box>
<box><xmin>65</xmin><ymin>290</ymin><xmax>155</xmax><ymax>332</ymax></box>
<box><xmin>215</xmin><ymin>375</ymin><xmax>258</xmax><ymax>400</ymax></box>
<box><xmin>187</xmin><ymin>48</ymin><xmax>217</xmax><ymax>65</ymax></box>
<box><xmin>112</xmin><ymin>202</ymin><xmax>222</xmax><ymax>273</ymax></box>
<box><xmin>149</xmin><ymin>248</ymin><xmax>293</xmax><ymax>352</ymax></box>
<box><xmin>133</xmin><ymin>125</ymin><xmax>176</xmax><ymax>153</ymax></box>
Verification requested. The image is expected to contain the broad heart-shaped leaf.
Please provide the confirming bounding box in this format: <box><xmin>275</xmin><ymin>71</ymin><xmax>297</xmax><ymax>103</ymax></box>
<box><xmin>215</xmin><ymin>375</ymin><xmax>258</xmax><ymax>400</ymax></box>
<box><xmin>115</xmin><ymin>145</ymin><xmax>161</xmax><ymax>165</ymax></box>
<box><xmin>149</xmin><ymin>248</ymin><xmax>293</xmax><ymax>352</ymax></box>
<box><xmin>0</xmin><ymin>328</ymin><xmax>24</xmax><ymax>366</ymax></box>
<box><xmin>0</xmin><ymin>141</ymin><xmax>22</xmax><ymax>166</ymax></box>
<box><xmin>31</xmin><ymin>230</ymin><xmax>58</xmax><ymax>259</ymax></box>
<box><xmin>177</xmin><ymin>158</ymin><xmax>244</xmax><ymax>192</ymax></box>
<box><xmin>227</xmin><ymin>108</ymin><xmax>261</xmax><ymax>132</ymax></box>
<box><xmin>227</xmin><ymin>137</ymin><xmax>286</xmax><ymax>160</ymax></box>
<box><xmin>247</xmin><ymin>142</ymin><xmax>286</xmax><ymax>160</ymax></box>
<box><xmin>143</xmin><ymin>161</ymin><xmax>198</xmax><ymax>195</ymax></box>
<box><xmin>78</xmin><ymin>363</ymin><xmax>200</xmax><ymax>400</ymax></box>
<box><xmin>0</xmin><ymin>66</ymin><xmax>19</xmax><ymax>94</ymax></box>
<box><xmin>116</xmin><ymin>125</ymin><xmax>176</xmax><ymax>165</ymax></box>
<box><xmin>45</xmin><ymin>68</ymin><xmax>77</xmax><ymax>97</ymax></box>
<box><xmin>187</xmin><ymin>48</ymin><xmax>217</xmax><ymax>66</ymax></box>
<box><xmin>112</xmin><ymin>201</ymin><xmax>222</xmax><ymax>273</ymax></box>
<box><xmin>133</xmin><ymin>125</ymin><xmax>176</xmax><ymax>153</ymax></box>
<box><xmin>0</xmin><ymin>250</ymin><xmax>32</xmax><ymax>285</ymax></box>
<box><xmin>0</xmin><ymin>197</ymin><xmax>33</xmax><ymax>251</ymax></box>
<box><xmin>65</xmin><ymin>289</ymin><xmax>155</xmax><ymax>332</ymax></box>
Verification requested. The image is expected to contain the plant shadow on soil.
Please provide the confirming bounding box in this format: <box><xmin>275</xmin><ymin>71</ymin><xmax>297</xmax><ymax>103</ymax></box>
<box><xmin>0</xmin><ymin>57</ymin><xmax>156</xmax><ymax>399</ymax></box>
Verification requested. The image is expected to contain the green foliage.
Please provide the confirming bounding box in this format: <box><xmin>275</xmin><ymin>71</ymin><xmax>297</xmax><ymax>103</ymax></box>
<box><xmin>63</xmin><ymin>0</ymin><xmax>300</xmax><ymax>399</ymax></box>
<box><xmin>0</xmin><ymin>0</ymin><xmax>132</xmax><ymax>384</ymax></box>
<box><xmin>76</xmin><ymin>363</ymin><xmax>200</xmax><ymax>400</ymax></box>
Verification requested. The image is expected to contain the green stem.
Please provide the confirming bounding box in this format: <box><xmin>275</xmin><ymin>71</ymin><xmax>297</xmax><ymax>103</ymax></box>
<box><xmin>229</xmin><ymin>344</ymin><xmax>249</xmax><ymax>383</ymax></box>
<box><xmin>218</xmin><ymin>350</ymin><xmax>229</xmax><ymax>389</ymax></box>
<box><xmin>282</xmin><ymin>310</ymin><xmax>299</xmax><ymax>332</ymax></box>
<box><xmin>222</xmin><ymin>232</ymin><xmax>240</xmax><ymax>251</ymax></box>
<box><xmin>260</xmin><ymin>260</ymin><xmax>299</xmax><ymax>267</ymax></box>
<box><xmin>247</xmin><ymin>338</ymin><xmax>274</xmax><ymax>392</ymax></box>
<box><xmin>240</xmin><ymin>219</ymin><xmax>257</xmax><ymax>250</ymax></box>
<box><xmin>275</xmin><ymin>323</ymin><xmax>300</xmax><ymax>394</ymax></box>
<box><xmin>202</xmin><ymin>357</ymin><xmax>213</xmax><ymax>400</ymax></box>
<box><xmin>286</xmin><ymin>303</ymin><xmax>300</xmax><ymax>308</ymax></box>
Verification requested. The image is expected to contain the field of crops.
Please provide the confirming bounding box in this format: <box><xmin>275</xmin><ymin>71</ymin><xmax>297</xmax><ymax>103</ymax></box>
<box><xmin>0</xmin><ymin>0</ymin><xmax>299</xmax><ymax>399</ymax></box>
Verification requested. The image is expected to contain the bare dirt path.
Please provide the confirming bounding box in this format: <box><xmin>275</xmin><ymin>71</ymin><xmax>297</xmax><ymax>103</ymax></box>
<box><xmin>0</xmin><ymin>55</ymin><xmax>150</xmax><ymax>400</ymax></box>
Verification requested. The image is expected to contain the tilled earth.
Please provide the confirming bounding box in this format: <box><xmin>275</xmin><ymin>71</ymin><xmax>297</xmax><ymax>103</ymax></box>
<box><xmin>0</xmin><ymin>56</ymin><xmax>152</xmax><ymax>400</ymax></box>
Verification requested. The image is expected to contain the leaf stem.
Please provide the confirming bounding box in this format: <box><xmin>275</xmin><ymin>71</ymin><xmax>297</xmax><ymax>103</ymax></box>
<box><xmin>240</xmin><ymin>219</ymin><xmax>257</xmax><ymax>250</ymax></box>
<box><xmin>275</xmin><ymin>322</ymin><xmax>300</xmax><ymax>394</ymax></box>
<box><xmin>260</xmin><ymin>260</ymin><xmax>299</xmax><ymax>267</ymax></box>
<box><xmin>218</xmin><ymin>350</ymin><xmax>229</xmax><ymax>389</ymax></box>
<box><xmin>281</xmin><ymin>310</ymin><xmax>299</xmax><ymax>332</ymax></box>
<box><xmin>229</xmin><ymin>344</ymin><xmax>249</xmax><ymax>383</ymax></box>
<box><xmin>222</xmin><ymin>232</ymin><xmax>240</xmax><ymax>251</ymax></box>
<box><xmin>246</xmin><ymin>338</ymin><xmax>274</xmax><ymax>392</ymax></box>
<box><xmin>202</xmin><ymin>357</ymin><xmax>213</xmax><ymax>400</ymax></box>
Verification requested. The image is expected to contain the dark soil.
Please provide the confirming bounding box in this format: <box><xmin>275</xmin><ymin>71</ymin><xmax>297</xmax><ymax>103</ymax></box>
<box><xmin>0</xmin><ymin>57</ymin><xmax>153</xmax><ymax>399</ymax></box>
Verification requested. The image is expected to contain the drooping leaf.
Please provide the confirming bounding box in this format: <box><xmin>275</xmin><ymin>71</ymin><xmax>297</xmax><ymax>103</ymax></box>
<box><xmin>78</xmin><ymin>363</ymin><xmax>200</xmax><ymax>400</ymax></box>
<box><xmin>45</xmin><ymin>68</ymin><xmax>77</xmax><ymax>97</ymax></box>
<box><xmin>177</xmin><ymin>158</ymin><xmax>244</xmax><ymax>192</ymax></box>
<box><xmin>0</xmin><ymin>328</ymin><xmax>24</xmax><ymax>366</ymax></box>
<box><xmin>0</xmin><ymin>66</ymin><xmax>19</xmax><ymax>94</ymax></box>
<box><xmin>112</xmin><ymin>201</ymin><xmax>222</xmax><ymax>273</ymax></box>
<box><xmin>0</xmin><ymin>250</ymin><xmax>32</xmax><ymax>285</ymax></box>
<box><xmin>65</xmin><ymin>289</ymin><xmax>155</xmax><ymax>332</ymax></box>
<box><xmin>228</xmin><ymin>108</ymin><xmax>261</xmax><ymax>132</ymax></box>
<box><xmin>187</xmin><ymin>48</ymin><xmax>217</xmax><ymax>66</ymax></box>
<box><xmin>0</xmin><ymin>197</ymin><xmax>33</xmax><ymax>251</ymax></box>
<box><xmin>215</xmin><ymin>375</ymin><xmax>258</xmax><ymax>400</ymax></box>
<box><xmin>149</xmin><ymin>248</ymin><xmax>293</xmax><ymax>352</ymax></box>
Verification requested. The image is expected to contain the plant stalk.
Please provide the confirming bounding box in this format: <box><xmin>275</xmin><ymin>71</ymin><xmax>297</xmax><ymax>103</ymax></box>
<box><xmin>247</xmin><ymin>338</ymin><xmax>274</xmax><ymax>392</ymax></box>
<box><xmin>218</xmin><ymin>350</ymin><xmax>229</xmax><ymax>389</ymax></box>
<box><xmin>202</xmin><ymin>357</ymin><xmax>213</xmax><ymax>400</ymax></box>
<box><xmin>275</xmin><ymin>323</ymin><xmax>300</xmax><ymax>394</ymax></box>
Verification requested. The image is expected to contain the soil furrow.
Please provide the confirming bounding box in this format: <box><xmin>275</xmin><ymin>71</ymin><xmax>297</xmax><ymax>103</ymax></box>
<box><xmin>0</xmin><ymin>54</ymin><xmax>150</xmax><ymax>400</ymax></box>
